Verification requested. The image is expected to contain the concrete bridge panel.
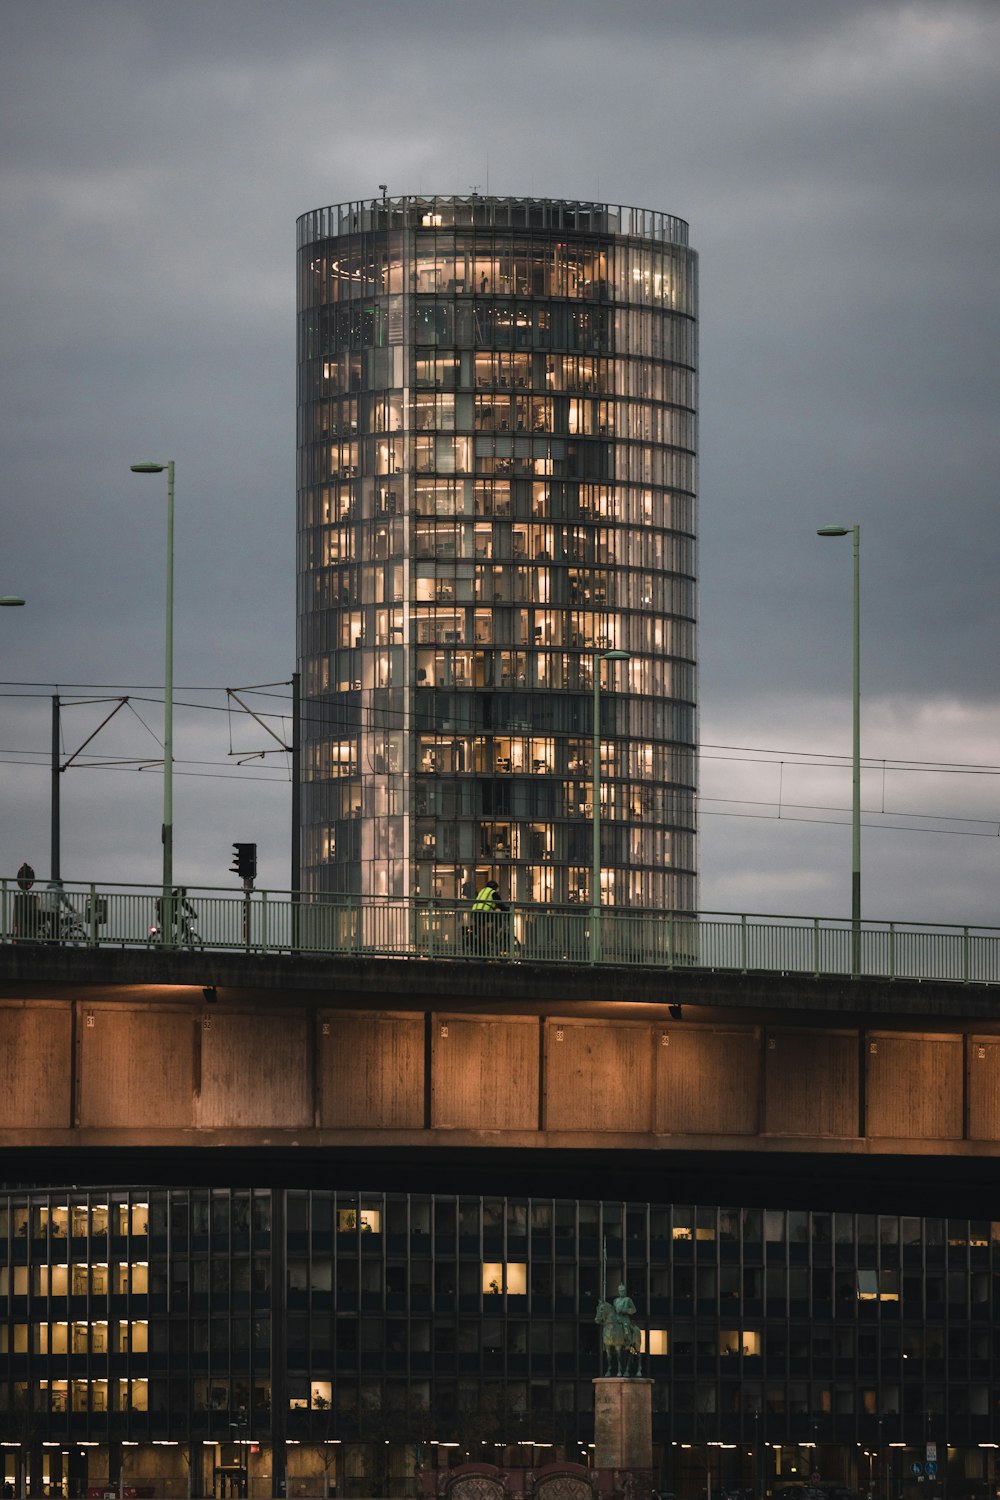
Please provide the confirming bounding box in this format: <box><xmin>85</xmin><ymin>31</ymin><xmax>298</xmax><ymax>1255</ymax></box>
<box><xmin>198</xmin><ymin>1009</ymin><xmax>311</xmax><ymax>1129</ymax></box>
<box><xmin>654</xmin><ymin>1025</ymin><xmax>758</xmax><ymax>1136</ymax></box>
<box><xmin>764</xmin><ymin>1029</ymin><xmax>858</xmax><ymax>1138</ymax></box>
<box><xmin>967</xmin><ymin>1038</ymin><xmax>1000</xmax><ymax>1141</ymax></box>
<box><xmin>0</xmin><ymin>1002</ymin><xmax>71</xmax><ymax>1128</ymax></box>
<box><xmin>865</xmin><ymin>1032</ymin><xmax>963</xmax><ymax>1140</ymax></box>
<box><xmin>320</xmin><ymin>1012</ymin><xmax>424</xmax><ymax>1129</ymax></box>
<box><xmin>433</xmin><ymin>1015</ymin><xmax>539</xmax><ymax>1131</ymax></box>
<box><xmin>544</xmin><ymin>1019</ymin><xmax>652</xmax><ymax>1133</ymax></box>
<box><xmin>78</xmin><ymin>1004</ymin><xmax>195</xmax><ymax>1129</ymax></box>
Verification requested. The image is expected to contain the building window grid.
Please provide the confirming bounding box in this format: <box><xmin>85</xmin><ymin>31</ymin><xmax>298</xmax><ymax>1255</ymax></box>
<box><xmin>5</xmin><ymin>1192</ymin><xmax>1000</xmax><ymax>1449</ymax></box>
<box><xmin>298</xmin><ymin>202</ymin><xmax>697</xmax><ymax>907</ymax></box>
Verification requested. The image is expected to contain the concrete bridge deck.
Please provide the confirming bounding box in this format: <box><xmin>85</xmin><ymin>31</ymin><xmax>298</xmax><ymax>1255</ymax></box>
<box><xmin>1</xmin><ymin>945</ymin><xmax>998</xmax><ymax>1214</ymax></box>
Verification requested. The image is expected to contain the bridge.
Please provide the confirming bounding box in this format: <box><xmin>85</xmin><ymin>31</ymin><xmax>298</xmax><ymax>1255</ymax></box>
<box><xmin>2</xmin><ymin>881</ymin><xmax>1000</xmax><ymax>1214</ymax></box>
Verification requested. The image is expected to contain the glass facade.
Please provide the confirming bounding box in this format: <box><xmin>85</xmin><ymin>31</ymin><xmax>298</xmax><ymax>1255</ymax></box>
<box><xmin>3</xmin><ymin>1188</ymin><xmax>1000</xmax><ymax>1499</ymax></box>
<box><xmin>296</xmin><ymin>195</ymin><xmax>698</xmax><ymax>908</ymax></box>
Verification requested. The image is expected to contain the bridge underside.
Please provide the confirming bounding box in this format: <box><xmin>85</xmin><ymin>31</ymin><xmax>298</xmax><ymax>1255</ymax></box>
<box><xmin>1</xmin><ymin>948</ymin><xmax>999</xmax><ymax>1214</ymax></box>
<box><xmin>3</xmin><ymin>1142</ymin><xmax>999</xmax><ymax>1218</ymax></box>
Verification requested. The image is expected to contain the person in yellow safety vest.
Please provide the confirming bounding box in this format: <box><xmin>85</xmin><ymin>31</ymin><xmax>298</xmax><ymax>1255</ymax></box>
<box><xmin>472</xmin><ymin>880</ymin><xmax>501</xmax><ymax>914</ymax></box>
<box><xmin>471</xmin><ymin>880</ymin><xmax>504</xmax><ymax>954</ymax></box>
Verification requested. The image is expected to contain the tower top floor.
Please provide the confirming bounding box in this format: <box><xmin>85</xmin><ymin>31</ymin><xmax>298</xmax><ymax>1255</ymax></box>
<box><xmin>297</xmin><ymin>194</ymin><xmax>690</xmax><ymax>250</ymax></box>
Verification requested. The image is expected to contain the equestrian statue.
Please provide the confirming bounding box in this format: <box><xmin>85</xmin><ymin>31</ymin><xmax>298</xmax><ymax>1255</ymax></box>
<box><xmin>595</xmin><ymin>1281</ymin><xmax>642</xmax><ymax>1377</ymax></box>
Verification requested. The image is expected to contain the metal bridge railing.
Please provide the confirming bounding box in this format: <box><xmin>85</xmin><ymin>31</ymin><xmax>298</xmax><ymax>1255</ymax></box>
<box><xmin>2</xmin><ymin>879</ymin><xmax>1000</xmax><ymax>985</ymax></box>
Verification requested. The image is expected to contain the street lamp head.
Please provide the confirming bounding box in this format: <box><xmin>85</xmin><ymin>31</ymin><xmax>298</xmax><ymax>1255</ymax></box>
<box><xmin>817</xmin><ymin>525</ymin><xmax>852</xmax><ymax>537</ymax></box>
<box><xmin>130</xmin><ymin>462</ymin><xmax>168</xmax><ymax>474</ymax></box>
<box><xmin>0</xmin><ymin>596</ymin><xmax>26</xmax><ymax>606</ymax></box>
<box><xmin>599</xmin><ymin>649</ymin><xmax>631</xmax><ymax>661</ymax></box>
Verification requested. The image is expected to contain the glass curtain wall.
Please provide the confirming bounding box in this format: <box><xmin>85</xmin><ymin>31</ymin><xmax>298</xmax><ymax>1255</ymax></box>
<box><xmin>4</xmin><ymin>1188</ymin><xmax>1000</xmax><ymax>1495</ymax></box>
<box><xmin>297</xmin><ymin>196</ymin><xmax>698</xmax><ymax>907</ymax></box>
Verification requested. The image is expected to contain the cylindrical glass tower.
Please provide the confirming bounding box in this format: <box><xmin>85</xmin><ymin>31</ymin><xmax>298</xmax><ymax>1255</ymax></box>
<box><xmin>297</xmin><ymin>195</ymin><xmax>697</xmax><ymax>910</ymax></box>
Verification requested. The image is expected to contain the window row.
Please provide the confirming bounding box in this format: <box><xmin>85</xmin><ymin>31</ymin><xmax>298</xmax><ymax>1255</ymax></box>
<box><xmin>305</xmin><ymin>347</ymin><xmax>696</xmax><ymax>408</ymax></box>
<box><xmin>1</xmin><ymin>1204</ymin><xmax>148</xmax><ymax>1239</ymax></box>
<box><xmin>298</xmin><ymin>684</ymin><xmax>696</xmax><ymax>755</ymax></box>
<box><xmin>302</xmin><ymin>235</ymin><xmax>694</xmax><ymax>312</ymax></box>
<box><xmin>306</xmin><ymin>392</ymin><xmax>696</xmax><ymax>447</ymax></box>
<box><xmin>0</xmin><ymin>1376</ymin><xmax>271</xmax><ymax>1414</ymax></box>
<box><xmin>299</xmin><ymin>649</ymin><xmax>698</xmax><ymax>705</ymax></box>
<box><xmin>9</xmin><ymin>1199</ymin><xmax>999</xmax><ymax>1252</ymax></box>
<box><xmin>302</xmin><ymin>578</ymin><xmax>693</xmax><ymax>629</ymax></box>
<box><xmin>1</xmin><ymin>1260</ymin><xmax>272</xmax><ymax>1300</ymax></box>
<box><xmin>1</xmin><ymin>1264</ymin><xmax>148</xmax><ymax>1296</ymax></box>
<box><xmin>304</xmin><ymin>524</ymin><xmax>693</xmax><ymax>576</ymax></box>
<box><xmin>305</xmin><ymin>784</ymin><xmax>695</xmax><ymax>836</ymax></box>
<box><xmin>306</xmin><ymin>434</ymin><xmax>697</xmax><ymax>492</ymax></box>
<box><xmin>302</xmin><ymin>478</ymin><xmax>696</xmax><ymax>529</ymax></box>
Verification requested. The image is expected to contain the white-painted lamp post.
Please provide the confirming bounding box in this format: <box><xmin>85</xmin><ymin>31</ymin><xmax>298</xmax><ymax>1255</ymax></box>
<box><xmin>131</xmin><ymin>461</ymin><xmax>175</xmax><ymax>946</ymax></box>
<box><xmin>591</xmin><ymin>649</ymin><xmax>631</xmax><ymax>963</ymax></box>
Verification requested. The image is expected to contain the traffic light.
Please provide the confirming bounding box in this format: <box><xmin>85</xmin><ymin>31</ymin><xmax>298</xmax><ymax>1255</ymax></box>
<box><xmin>230</xmin><ymin>842</ymin><xmax>257</xmax><ymax>882</ymax></box>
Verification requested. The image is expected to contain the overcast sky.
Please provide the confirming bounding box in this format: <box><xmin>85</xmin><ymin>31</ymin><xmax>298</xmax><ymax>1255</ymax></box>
<box><xmin>1</xmin><ymin>0</ymin><xmax>998</xmax><ymax>928</ymax></box>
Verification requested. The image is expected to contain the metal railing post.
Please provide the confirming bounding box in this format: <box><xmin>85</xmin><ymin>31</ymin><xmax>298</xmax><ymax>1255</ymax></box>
<box><xmin>888</xmin><ymin>922</ymin><xmax>896</xmax><ymax>981</ymax></box>
<box><xmin>89</xmin><ymin>884</ymin><xmax>98</xmax><ymax>947</ymax></box>
<box><xmin>813</xmin><ymin>917</ymin><xmax>820</xmax><ymax>977</ymax></box>
<box><xmin>261</xmin><ymin>890</ymin><xmax>268</xmax><ymax>952</ymax></box>
<box><xmin>962</xmin><ymin>926</ymin><xmax>969</xmax><ymax>984</ymax></box>
<box><xmin>740</xmin><ymin>913</ymin><xmax>748</xmax><ymax>974</ymax></box>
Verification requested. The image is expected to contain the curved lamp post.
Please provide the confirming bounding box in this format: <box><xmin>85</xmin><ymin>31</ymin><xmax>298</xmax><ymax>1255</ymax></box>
<box><xmin>131</xmin><ymin>461</ymin><xmax>175</xmax><ymax>946</ymax></box>
<box><xmin>817</xmin><ymin>524</ymin><xmax>860</xmax><ymax>975</ymax></box>
<box><xmin>591</xmin><ymin>649</ymin><xmax>631</xmax><ymax>963</ymax></box>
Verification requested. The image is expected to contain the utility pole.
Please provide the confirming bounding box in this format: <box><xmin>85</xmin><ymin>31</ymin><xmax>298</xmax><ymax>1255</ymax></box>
<box><xmin>51</xmin><ymin>696</ymin><xmax>60</xmax><ymax>881</ymax></box>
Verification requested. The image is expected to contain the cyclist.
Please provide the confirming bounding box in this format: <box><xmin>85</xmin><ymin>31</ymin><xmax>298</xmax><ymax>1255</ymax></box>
<box><xmin>471</xmin><ymin>879</ymin><xmax>505</xmax><ymax>957</ymax></box>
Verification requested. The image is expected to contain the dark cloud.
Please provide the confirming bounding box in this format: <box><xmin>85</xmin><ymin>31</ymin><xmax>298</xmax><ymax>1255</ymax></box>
<box><xmin>1</xmin><ymin>0</ymin><xmax>998</xmax><ymax>920</ymax></box>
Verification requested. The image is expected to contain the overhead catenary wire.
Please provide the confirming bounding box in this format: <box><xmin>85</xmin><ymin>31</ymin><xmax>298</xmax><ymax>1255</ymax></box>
<box><xmin>2</xmin><ymin>681</ymin><xmax>1000</xmax><ymax>844</ymax></box>
<box><xmin>5</xmin><ymin>680</ymin><xmax>1000</xmax><ymax>778</ymax></box>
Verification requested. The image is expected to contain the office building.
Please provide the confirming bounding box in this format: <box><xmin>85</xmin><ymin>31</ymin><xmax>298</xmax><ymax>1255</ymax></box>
<box><xmin>296</xmin><ymin>195</ymin><xmax>698</xmax><ymax>908</ymax></box>
<box><xmin>2</xmin><ymin>1187</ymin><xmax>999</xmax><ymax>1500</ymax></box>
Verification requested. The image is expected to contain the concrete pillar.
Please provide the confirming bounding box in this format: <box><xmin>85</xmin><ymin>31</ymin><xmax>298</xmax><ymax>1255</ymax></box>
<box><xmin>593</xmin><ymin>1377</ymin><xmax>653</xmax><ymax>1470</ymax></box>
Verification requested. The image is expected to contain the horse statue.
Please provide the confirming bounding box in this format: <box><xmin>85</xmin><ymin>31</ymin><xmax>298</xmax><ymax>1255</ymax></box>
<box><xmin>595</xmin><ymin>1283</ymin><xmax>642</xmax><ymax>1377</ymax></box>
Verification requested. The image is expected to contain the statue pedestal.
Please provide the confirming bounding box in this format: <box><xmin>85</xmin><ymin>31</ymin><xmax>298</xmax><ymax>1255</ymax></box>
<box><xmin>593</xmin><ymin>1377</ymin><xmax>653</xmax><ymax>1470</ymax></box>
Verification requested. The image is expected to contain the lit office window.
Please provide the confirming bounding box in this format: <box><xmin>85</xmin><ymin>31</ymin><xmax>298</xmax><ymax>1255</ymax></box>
<box><xmin>481</xmin><ymin>1263</ymin><xmax>527</xmax><ymax>1295</ymax></box>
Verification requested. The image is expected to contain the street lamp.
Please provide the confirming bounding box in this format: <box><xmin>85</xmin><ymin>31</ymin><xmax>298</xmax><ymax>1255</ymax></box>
<box><xmin>131</xmin><ymin>461</ymin><xmax>175</xmax><ymax>946</ymax></box>
<box><xmin>0</xmin><ymin>597</ymin><xmax>26</xmax><ymax>606</ymax></box>
<box><xmin>817</xmin><ymin>523</ymin><xmax>861</xmax><ymax>975</ymax></box>
<box><xmin>591</xmin><ymin>649</ymin><xmax>630</xmax><ymax>963</ymax></box>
